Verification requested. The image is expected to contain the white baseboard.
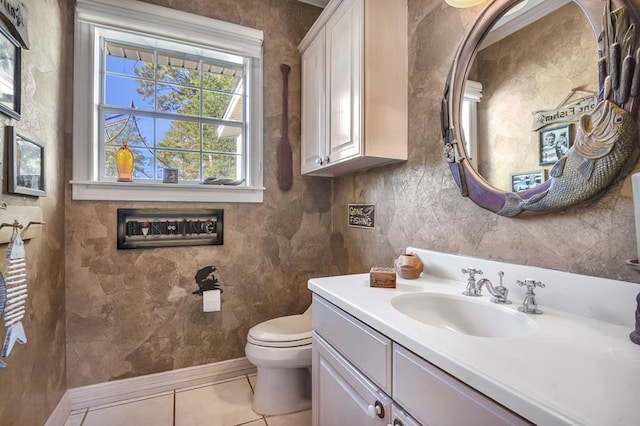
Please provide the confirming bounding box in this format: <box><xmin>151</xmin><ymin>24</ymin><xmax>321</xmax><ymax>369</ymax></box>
<box><xmin>45</xmin><ymin>391</ymin><xmax>71</xmax><ymax>426</ymax></box>
<box><xmin>66</xmin><ymin>357</ymin><xmax>256</xmax><ymax>411</ymax></box>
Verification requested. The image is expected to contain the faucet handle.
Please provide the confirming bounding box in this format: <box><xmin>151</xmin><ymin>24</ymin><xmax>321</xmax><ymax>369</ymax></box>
<box><xmin>461</xmin><ymin>267</ymin><xmax>483</xmax><ymax>279</ymax></box>
<box><xmin>517</xmin><ymin>279</ymin><xmax>545</xmax><ymax>314</ymax></box>
<box><xmin>490</xmin><ymin>271</ymin><xmax>511</xmax><ymax>304</ymax></box>
<box><xmin>516</xmin><ymin>279</ymin><xmax>545</xmax><ymax>292</ymax></box>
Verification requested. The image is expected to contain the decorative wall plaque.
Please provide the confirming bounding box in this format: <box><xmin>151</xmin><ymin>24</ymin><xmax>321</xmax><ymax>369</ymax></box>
<box><xmin>117</xmin><ymin>209</ymin><xmax>223</xmax><ymax>249</ymax></box>
<box><xmin>348</xmin><ymin>204</ymin><xmax>374</xmax><ymax>229</ymax></box>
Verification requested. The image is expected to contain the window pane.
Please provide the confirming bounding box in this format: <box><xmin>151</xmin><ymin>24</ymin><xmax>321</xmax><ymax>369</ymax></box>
<box><xmin>156</xmin><ymin>118</ymin><xmax>200</xmax><ymax>150</ymax></box>
<box><xmin>104</xmin><ymin>146</ymin><xmax>118</xmax><ymax>179</ymax></box>
<box><xmin>156</xmin><ymin>83</ymin><xmax>200</xmax><ymax>115</ymax></box>
<box><xmin>104</xmin><ymin>112</ymin><xmax>153</xmax><ymax>148</ymax></box>
<box><xmin>203</xmin><ymin>91</ymin><xmax>240</xmax><ymax>119</ymax></box>
<box><xmin>105</xmin><ymin>42</ymin><xmax>154</xmax><ymax>77</ymax></box>
<box><xmin>201</xmin><ymin>66</ymin><xmax>241</xmax><ymax>91</ymax></box>
<box><xmin>203</xmin><ymin>154</ymin><xmax>240</xmax><ymax>179</ymax></box>
<box><xmin>157</xmin><ymin>61</ymin><xmax>199</xmax><ymax>87</ymax></box>
<box><xmin>157</xmin><ymin>150</ymin><xmax>201</xmax><ymax>181</ymax></box>
<box><xmin>104</xmin><ymin>75</ymin><xmax>155</xmax><ymax>110</ymax></box>
<box><xmin>130</xmin><ymin>148</ymin><xmax>155</xmax><ymax>179</ymax></box>
<box><xmin>203</xmin><ymin>123</ymin><xmax>242</xmax><ymax>153</ymax></box>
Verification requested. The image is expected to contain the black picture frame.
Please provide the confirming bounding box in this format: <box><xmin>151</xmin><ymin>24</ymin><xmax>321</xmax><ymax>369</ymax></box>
<box><xmin>538</xmin><ymin>124</ymin><xmax>572</xmax><ymax>166</ymax></box>
<box><xmin>0</xmin><ymin>25</ymin><xmax>21</xmax><ymax>120</ymax></box>
<box><xmin>117</xmin><ymin>209</ymin><xmax>224</xmax><ymax>249</ymax></box>
<box><xmin>7</xmin><ymin>127</ymin><xmax>45</xmax><ymax>197</ymax></box>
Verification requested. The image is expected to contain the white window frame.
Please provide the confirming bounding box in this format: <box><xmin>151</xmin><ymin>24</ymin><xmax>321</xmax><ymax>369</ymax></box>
<box><xmin>72</xmin><ymin>0</ymin><xmax>264</xmax><ymax>203</ymax></box>
<box><xmin>462</xmin><ymin>80</ymin><xmax>482</xmax><ymax>170</ymax></box>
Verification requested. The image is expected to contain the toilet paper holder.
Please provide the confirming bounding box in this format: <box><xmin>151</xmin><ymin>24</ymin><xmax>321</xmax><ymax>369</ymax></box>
<box><xmin>192</xmin><ymin>265</ymin><xmax>223</xmax><ymax>296</ymax></box>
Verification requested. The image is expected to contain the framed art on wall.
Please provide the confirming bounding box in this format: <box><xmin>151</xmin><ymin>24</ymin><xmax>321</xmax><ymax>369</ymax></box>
<box><xmin>538</xmin><ymin>124</ymin><xmax>572</xmax><ymax>166</ymax></box>
<box><xmin>511</xmin><ymin>170</ymin><xmax>545</xmax><ymax>192</ymax></box>
<box><xmin>117</xmin><ymin>209</ymin><xmax>224</xmax><ymax>249</ymax></box>
<box><xmin>0</xmin><ymin>25</ymin><xmax>21</xmax><ymax>120</ymax></box>
<box><xmin>7</xmin><ymin>127</ymin><xmax>45</xmax><ymax>197</ymax></box>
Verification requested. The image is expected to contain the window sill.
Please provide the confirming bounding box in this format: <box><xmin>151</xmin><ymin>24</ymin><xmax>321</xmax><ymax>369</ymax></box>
<box><xmin>70</xmin><ymin>180</ymin><xmax>264</xmax><ymax>203</ymax></box>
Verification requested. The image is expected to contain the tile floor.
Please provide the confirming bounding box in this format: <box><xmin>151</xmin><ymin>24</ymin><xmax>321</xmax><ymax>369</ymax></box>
<box><xmin>64</xmin><ymin>374</ymin><xmax>311</xmax><ymax>426</ymax></box>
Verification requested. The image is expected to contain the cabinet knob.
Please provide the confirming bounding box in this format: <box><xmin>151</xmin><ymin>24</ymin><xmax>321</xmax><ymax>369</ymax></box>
<box><xmin>324</xmin><ymin>156</ymin><xmax>330</xmax><ymax>164</ymax></box>
<box><xmin>316</xmin><ymin>158</ymin><xmax>323</xmax><ymax>165</ymax></box>
<box><xmin>367</xmin><ymin>400</ymin><xmax>385</xmax><ymax>419</ymax></box>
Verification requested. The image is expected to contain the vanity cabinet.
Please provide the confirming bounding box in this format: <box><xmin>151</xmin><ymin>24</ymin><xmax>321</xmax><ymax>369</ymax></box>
<box><xmin>311</xmin><ymin>294</ymin><xmax>531</xmax><ymax>426</ymax></box>
<box><xmin>298</xmin><ymin>0</ymin><xmax>408</xmax><ymax>177</ymax></box>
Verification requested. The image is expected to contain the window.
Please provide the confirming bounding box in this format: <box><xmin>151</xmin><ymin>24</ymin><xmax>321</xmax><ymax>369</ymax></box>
<box><xmin>73</xmin><ymin>0</ymin><xmax>264</xmax><ymax>202</ymax></box>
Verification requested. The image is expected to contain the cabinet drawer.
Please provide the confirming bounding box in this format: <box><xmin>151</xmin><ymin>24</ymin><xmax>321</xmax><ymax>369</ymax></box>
<box><xmin>313</xmin><ymin>332</ymin><xmax>391</xmax><ymax>426</ymax></box>
<box><xmin>393</xmin><ymin>344</ymin><xmax>531</xmax><ymax>426</ymax></box>
<box><xmin>312</xmin><ymin>294</ymin><xmax>392</xmax><ymax>393</ymax></box>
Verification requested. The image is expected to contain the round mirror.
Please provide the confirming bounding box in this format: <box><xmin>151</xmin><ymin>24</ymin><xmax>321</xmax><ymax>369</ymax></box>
<box><xmin>442</xmin><ymin>0</ymin><xmax>640</xmax><ymax>216</ymax></box>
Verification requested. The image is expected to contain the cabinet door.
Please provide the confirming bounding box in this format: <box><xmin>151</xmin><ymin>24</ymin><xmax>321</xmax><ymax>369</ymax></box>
<box><xmin>325</xmin><ymin>0</ymin><xmax>361</xmax><ymax>165</ymax></box>
<box><xmin>312</xmin><ymin>332</ymin><xmax>391</xmax><ymax>426</ymax></box>
<box><xmin>301</xmin><ymin>28</ymin><xmax>326</xmax><ymax>174</ymax></box>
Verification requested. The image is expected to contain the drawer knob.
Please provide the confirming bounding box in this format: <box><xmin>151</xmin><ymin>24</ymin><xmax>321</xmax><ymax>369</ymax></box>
<box><xmin>367</xmin><ymin>400</ymin><xmax>385</xmax><ymax>419</ymax></box>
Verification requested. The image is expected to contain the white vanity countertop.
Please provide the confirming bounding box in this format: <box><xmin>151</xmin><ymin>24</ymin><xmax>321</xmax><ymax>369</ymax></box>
<box><xmin>308</xmin><ymin>250</ymin><xmax>640</xmax><ymax>426</ymax></box>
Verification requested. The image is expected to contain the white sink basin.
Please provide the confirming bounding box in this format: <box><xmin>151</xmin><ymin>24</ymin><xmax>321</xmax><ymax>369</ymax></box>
<box><xmin>391</xmin><ymin>292</ymin><xmax>537</xmax><ymax>338</ymax></box>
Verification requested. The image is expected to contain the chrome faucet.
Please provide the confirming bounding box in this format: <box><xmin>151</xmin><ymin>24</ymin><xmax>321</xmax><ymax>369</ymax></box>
<box><xmin>477</xmin><ymin>271</ymin><xmax>511</xmax><ymax>304</ymax></box>
<box><xmin>461</xmin><ymin>267</ymin><xmax>483</xmax><ymax>296</ymax></box>
<box><xmin>517</xmin><ymin>279</ymin><xmax>545</xmax><ymax>314</ymax></box>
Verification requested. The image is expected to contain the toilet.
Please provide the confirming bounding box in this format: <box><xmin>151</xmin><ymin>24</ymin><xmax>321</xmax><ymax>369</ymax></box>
<box><xmin>245</xmin><ymin>308</ymin><xmax>312</xmax><ymax>416</ymax></box>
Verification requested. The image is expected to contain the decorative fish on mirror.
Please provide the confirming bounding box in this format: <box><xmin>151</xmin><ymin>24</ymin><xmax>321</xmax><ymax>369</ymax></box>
<box><xmin>499</xmin><ymin>0</ymin><xmax>640</xmax><ymax>216</ymax></box>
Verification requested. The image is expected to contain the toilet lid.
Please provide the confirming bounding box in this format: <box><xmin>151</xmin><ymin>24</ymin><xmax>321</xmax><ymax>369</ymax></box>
<box><xmin>248</xmin><ymin>314</ymin><xmax>312</xmax><ymax>347</ymax></box>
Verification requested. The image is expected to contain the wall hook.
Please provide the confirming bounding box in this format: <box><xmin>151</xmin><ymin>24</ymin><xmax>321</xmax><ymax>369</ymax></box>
<box><xmin>0</xmin><ymin>220</ymin><xmax>23</xmax><ymax>230</ymax></box>
<box><xmin>23</xmin><ymin>221</ymin><xmax>46</xmax><ymax>231</ymax></box>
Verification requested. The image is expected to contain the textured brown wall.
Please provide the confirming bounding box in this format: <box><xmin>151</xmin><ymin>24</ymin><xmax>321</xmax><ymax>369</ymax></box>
<box><xmin>475</xmin><ymin>2</ymin><xmax>597</xmax><ymax>191</ymax></box>
<box><xmin>331</xmin><ymin>0</ymin><xmax>640</xmax><ymax>285</ymax></box>
<box><xmin>65</xmin><ymin>0</ymin><xmax>333</xmax><ymax>388</ymax></box>
<box><xmin>65</xmin><ymin>0</ymin><xmax>640</xmax><ymax>391</ymax></box>
<box><xmin>0</xmin><ymin>0</ymin><xmax>68</xmax><ymax>424</ymax></box>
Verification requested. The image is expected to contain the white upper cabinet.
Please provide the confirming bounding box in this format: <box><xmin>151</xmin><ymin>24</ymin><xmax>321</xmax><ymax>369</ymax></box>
<box><xmin>299</xmin><ymin>0</ymin><xmax>408</xmax><ymax>177</ymax></box>
<box><xmin>301</xmin><ymin>27</ymin><xmax>326</xmax><ymax>173</ymax></box>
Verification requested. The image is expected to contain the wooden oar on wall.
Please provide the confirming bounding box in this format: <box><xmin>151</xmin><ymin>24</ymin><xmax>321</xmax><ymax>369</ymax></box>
<box><xmin>278</xmin><ymin>64</ymin><xmax>293</xmax><ymax>191</ymax></box>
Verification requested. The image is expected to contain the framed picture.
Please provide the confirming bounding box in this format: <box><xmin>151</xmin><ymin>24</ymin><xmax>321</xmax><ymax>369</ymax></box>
<box><xmin>163</xmin><ymin>167</ymin><xmax>178</xmax><ymax>183</ymax></box>
<box><xmin>117</xmin><ymin>209</ymin><xmax>223</xmax><ymax>249</ymax></box>
<box><xmin>511</xmin><ymin>170</ymin><xmax>545</xmax><ymax>192</ymax></box>
<box><xmin>539</xmin><ymin>124</ymin><xmax>572</xmax><ymax>166</ymax></box>
<box><xmin>0</xmin><ymin>25</ymin><xmax>21</xmax><ymax>120</ymax></box>
<box><xmin>7</xmin><ymin>127</ymin><xmax>45</xmax><ymax>197</ymax></box>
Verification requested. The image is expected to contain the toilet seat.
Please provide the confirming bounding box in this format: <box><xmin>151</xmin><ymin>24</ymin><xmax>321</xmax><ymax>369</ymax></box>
<box><xmin>247</xmin><ymin>314</ymin><xmax>312</xmax><ymax>348</ymax></box>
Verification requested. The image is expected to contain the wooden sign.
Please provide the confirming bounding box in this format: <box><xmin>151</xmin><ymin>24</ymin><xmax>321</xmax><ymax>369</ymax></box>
<box><xmin>0</xmin><ymin>0</ymin><xmax>28</xmax><ymax>49</ymax></box>
<box><xmin>531</xmin><ymin>96</ymin><xmax>595</xmax><ymax>131</ymax></box>
<box><xmin>348</xmin><ymin>204</ymin><xmax>374</xmax><ymax>229</ymax></box>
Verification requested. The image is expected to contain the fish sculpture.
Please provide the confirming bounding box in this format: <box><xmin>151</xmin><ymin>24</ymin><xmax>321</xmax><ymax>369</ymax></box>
<box><xmin>498</xmin><ymin>0</ymin><xmax>640</xmax><ymax>217</ymax></box>
<box><xmin>500</xmin><ymin>100</ymin><xmax>639</xmax><ymax>216</ymax></box>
